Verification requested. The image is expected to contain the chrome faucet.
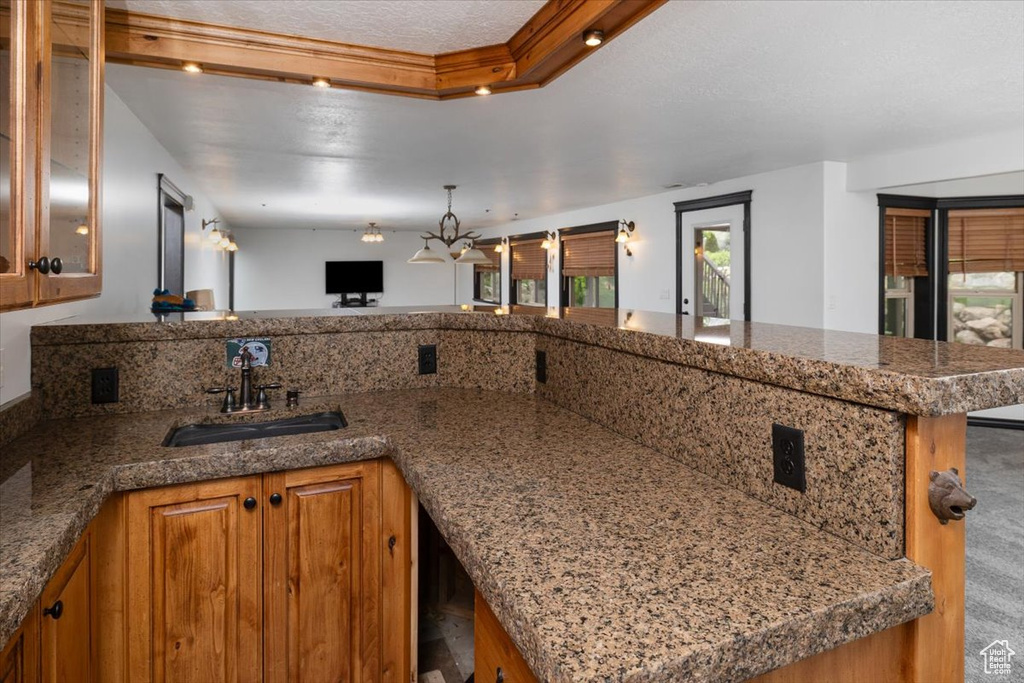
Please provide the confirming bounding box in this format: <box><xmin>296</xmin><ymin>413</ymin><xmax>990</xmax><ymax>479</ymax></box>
<box><xmin>205</xmin><ymin>348</ymin><xmax>281</xmax><ymax>413</ymax></box>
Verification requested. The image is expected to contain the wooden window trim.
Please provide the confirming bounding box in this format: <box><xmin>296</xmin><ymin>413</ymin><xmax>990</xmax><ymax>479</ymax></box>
<box><xmin>558</xmin><ymin>222</ymin><xmax>619</xmax><ymax>309</ymax></box>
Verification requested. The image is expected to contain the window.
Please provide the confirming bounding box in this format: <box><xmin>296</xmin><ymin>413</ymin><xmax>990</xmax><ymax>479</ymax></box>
<box><xmin>560</xmin><ymin>226</ymin><xmax>617</xmax><ymax>308</ymax></box>
<box><xmin>946</xmin><ymin>208</ymin><xmax>1024</xmax><ymax>349</ymax></box>
<box><xmin>472</xmin><ymin>242</ymin><xmax>501</xmax><ymax>304</ymax></box>
<box><xmin>509</xmin><ymin>237</ymin><xmax>547</xmax><ymax>307</ymax></box>
<box><xmin>882</xmin><ymin>207</ymin><xmax>929</xmax><ymax>337</ymax></box>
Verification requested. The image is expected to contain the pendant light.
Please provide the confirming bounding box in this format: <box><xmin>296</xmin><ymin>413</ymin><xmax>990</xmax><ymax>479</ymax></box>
<box><xmin>408</xmin><ymin>239</ymin><xmax>446</xmax><ymax>264</ymax></box>
<box><xmin>455</xmin><ymin>242</ymin><xmax>493</xmax><ymax>265</ymax></box>
<box><xmin>408</xmin><ymin>185</ymin><xmax>482</xmax><ymax>264</ymax></box>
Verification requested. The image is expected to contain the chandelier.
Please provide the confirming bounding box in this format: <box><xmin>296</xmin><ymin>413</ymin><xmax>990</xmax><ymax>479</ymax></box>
<box><xmin>408</xmin><ymin>185</ymin><xmax>491</xmax><ymax>264</ymax></box>
<box><xmin>361</xmin><ymin>222</ymin><xmax>384</xmax><ymax>243</ymax></box>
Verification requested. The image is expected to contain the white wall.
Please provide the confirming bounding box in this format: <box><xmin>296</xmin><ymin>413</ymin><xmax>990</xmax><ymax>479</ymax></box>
<box><xmin>464</xmin><ymin>162</ymin><xmax>830</xmax><ymax>328</ymax></box>
<box><xmin>0</xmin><ymin>88</ymin><xmax>228</xmax><ymax>405</ymax></box>
<box><xmin>233</xmin><ymin>228</ymin><xmax>459</xmax><ymax>310</ymax></box>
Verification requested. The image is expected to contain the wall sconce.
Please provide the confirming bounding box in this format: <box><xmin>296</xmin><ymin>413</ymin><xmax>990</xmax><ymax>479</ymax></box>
<box><xmin>617</xmin><ymin>219</ymin><xmax>636</xmax><ymax>256</ymax></box>
<box><xmin>494</xmin><ymin>236</ymin><xmax>509</xmax><ymax>253</ymax></box>
<box><xmin>203</xmin><ymin>218</ymin><xmax>222</xmax><ymax>243</ymax></box>
<box><xmin>540</xmin><ymin>231</ymin><xmax>557</xmax><ymax>268</ymax></box>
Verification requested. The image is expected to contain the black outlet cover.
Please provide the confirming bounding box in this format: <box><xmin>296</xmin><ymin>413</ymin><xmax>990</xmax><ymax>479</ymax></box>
<box><xmin>772</xmin><ymin>423</ymin><xmax>805</xmax><ymax>493</ymax></box>
<box><xmin>418</xmin><ymin>344</ymin><xmax>437</xmax><ymax>375</ymax></box>
<box><xmin>91</xmin><ymin>367</ymin><xmax>119</xmax><ymax>404</ymax></box>
<box><xmin>535</xmin><ymin>350</ymin><xmax>547</xmax><ymax>383</ymax></box>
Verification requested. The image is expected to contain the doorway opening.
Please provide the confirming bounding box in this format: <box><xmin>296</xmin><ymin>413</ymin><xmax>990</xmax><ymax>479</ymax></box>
<box><xmin>694</xmin><ymin>224</ymin><xmax>731</xmax><ymax>318</ymax></box>
<box><xmin>157</xmin><ymin>174</ymin><xmax>188</xmax><ymax>294</ymax></box>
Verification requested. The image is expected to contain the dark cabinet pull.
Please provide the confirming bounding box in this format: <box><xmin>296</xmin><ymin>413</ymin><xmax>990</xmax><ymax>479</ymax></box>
<box><xmin>495</xmin><ymin>667</ymin><xmax>504</xmax><ymax>683</ymax></box>
<box><xmin>27</xmin><ymin>256</ymin><xmax>62</xmax><ymax>275</ymax></box>
<box><xmin>44</xmin><ymin>600</ymin><xmax>64</xmax><ymax>620</ymax></box>
<box><xmin>269</xmin><ymin>493</ymin><xmax>282</xmax><ymax>506</ymax></box>
<box><xmin>388</xmin><ymin>535</ymin><xmax>397</xmax><ymax>555</ymax></box>
<box><xmin>28</xmin><ymin>257</ymin><xmax>50</xmax><ymax>274</ymax></box>
<box><xmin>243</xmin><ymin>497</ymin><xmax>257</xmax><ymax>510</ymax></box>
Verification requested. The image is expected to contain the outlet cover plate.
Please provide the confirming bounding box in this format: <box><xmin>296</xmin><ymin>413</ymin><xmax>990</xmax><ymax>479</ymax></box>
<box><xmin>772</xmin><ymin>423</ymin><xmax>806</xmax><ymax>493</ymax></box>
<box><xmin>418</xmin><ymin>344</ymin><xmax>437</xmax><ymax>375</ymax></box>
<box><xmin>91</xmin><ymin>367</ymin><xmax>120</xmax><ymax>404</ymax></box>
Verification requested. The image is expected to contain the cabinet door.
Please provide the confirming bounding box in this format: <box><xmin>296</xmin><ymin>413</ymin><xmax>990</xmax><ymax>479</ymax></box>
<box><xmin>36</xmin><ymin>0</ymin><xmax>103</xmax><ymax>304</ymax></box>
<box><xmin>126</xmin><ymin>477</ymin><xmax>262</xmax><ymax>683</ymax></box>
<box><xmin>0</xmin><ymin>0</ymin><xmax>38</xmax><ymax>309</ymax></box>
<box><xmin>475</xmin><ymin>591</ymin><xmax>537</xmax><ymax>683</ymax></box>
<box><xmin>39</xmin><ymin>532</ymin><xmax>91</xmax><ymax>683</ymax></box>
<box><xmin>264</xmin><ymin>461</ymin><xmax>381</xmax><ymax>683</ymax></box>
<box><xmin>0</xmin><ymin>604</ymin><xmax>39</xmax><ymax>683</ymax></box>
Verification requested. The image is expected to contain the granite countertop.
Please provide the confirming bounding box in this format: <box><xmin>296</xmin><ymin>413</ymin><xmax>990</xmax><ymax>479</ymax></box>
<box><xmin>0</xmin><ymin>389</ymin><xmax>932</xmax><ymax>682</ymax></box>
<box><xmin>30</xmin><ymin>307</ymin><xmax>1024</xmax><ymax>415</ymax></box>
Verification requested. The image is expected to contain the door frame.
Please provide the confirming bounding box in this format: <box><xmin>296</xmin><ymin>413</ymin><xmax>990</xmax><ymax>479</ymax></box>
<box><xmin>156</xmin><ymin>174</ymin><xmax>189</xmax><ymax>292</ymax></box>
<box><xmin>674</xmin><ymin>191</ymin><xmax>752</xmax><ymax>320</ymax></box>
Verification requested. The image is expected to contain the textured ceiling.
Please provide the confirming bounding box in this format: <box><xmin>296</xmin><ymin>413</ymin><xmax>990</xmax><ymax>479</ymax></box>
<box><xmin>107</xmin><ymin>0</ymin><xmax>546</xmax><ymax>53</ymax></box>
<box><xmin>105</xmin><ymin>0</ymin><xmax>1024</xmax><ymax>233</ymax></box>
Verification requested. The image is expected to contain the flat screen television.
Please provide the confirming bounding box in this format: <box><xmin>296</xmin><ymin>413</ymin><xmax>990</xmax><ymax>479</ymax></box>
<box><xmin>325</xmin><ymin>261</ymin><xmax>384</xmax><ymax>294</ymax></box>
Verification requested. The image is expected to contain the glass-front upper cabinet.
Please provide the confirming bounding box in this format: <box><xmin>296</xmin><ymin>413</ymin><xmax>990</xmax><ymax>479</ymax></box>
<box><xmin>0</xmin><ymin>0</ymin><xmax>103</xmax><ymax>310</ymax></box>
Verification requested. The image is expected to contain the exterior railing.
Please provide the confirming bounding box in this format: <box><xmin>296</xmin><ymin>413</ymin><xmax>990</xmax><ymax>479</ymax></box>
<box><xmin>701</xmin><ymin>255</ymin><xmax>730</xmax><ymax>318</ymax></box>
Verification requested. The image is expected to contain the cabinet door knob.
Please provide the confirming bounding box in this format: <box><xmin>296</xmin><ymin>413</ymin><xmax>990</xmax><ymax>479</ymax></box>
<box><xmin>269</xmin><ymin>493</ymin><xmax>282</xmax><ymax>506</ymax></box>
<box><xmin>44</xmin><ymin>600</ymin><xmax>64</xmax><ymax>620</ymax></box>
<box><xmin>495</xmin><ymin>666</ymin><xmax>504</xmax><ymax>683</ymax></box>
<box><xmin>243</xmin><ymin>497</ymin><xmax>257</xmax><ymax>510</ymax></box>
<box><xmin>388</xmin><ymin>535</ymin><xmax>397</xmax><ymax>555</ymax></box>
<box><xmin>50</xmin><ymin>257</ymin><xmax>63</xmax><ymax>275</ymax></box>
<box><xmin>28</xmin><ymin>257</ymin><xmax>50</xmax><ymax>274</ymax></box>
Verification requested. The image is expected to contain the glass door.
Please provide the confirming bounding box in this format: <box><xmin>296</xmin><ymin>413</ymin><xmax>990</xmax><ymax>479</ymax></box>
<box><xmin>37</xmin><ymin>0</ymin><xmax>103</xmax><ymax>303</ymax></box>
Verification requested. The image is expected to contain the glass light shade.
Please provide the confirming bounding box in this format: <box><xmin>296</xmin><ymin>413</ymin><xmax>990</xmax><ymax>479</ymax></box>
<box><xmin>375</xmin><ymin>232</ymin><xmax>384</xmax><ymax>242</ymax></box>
<box><xmin>227</xmin><ymin>241</ymin><xmax>239</xmax><ymax>252</ymax></box>
<box><xmin>540</xmin><ymin>239</ymin><xmax>551</xmax><ymax>250</ymax></box>
<box><xmin>408</xmin><ymin>244</ymin><xmax>446</xmax><ymax>264</ymax></box>
<box><xmin>208</xmin><ymin>228</ymin><xmax>222</xmax><ymax>243</ymax></box>
<box><xmin>494</xmin><ymin>243</ymin><xmax>503</xmax><ymax>253</ymax></box>
<box><xmin>76</xmin><ymin>224</ymin><xmax>89</xmax><ymax>235</ymax></box>
<box><xmin>219</xmin><ymin>236</ymin><xmax>231</xmax><ymax>248</ymax></box>
<box><xmin>616</xmin><ymin>228</ymin><xmax>630</xmax><ymax>243</ymax></box>
<box><xmin>455</xmin><ymin>247</ymin><xmax>493</xmax><ymax>265</ymax></box>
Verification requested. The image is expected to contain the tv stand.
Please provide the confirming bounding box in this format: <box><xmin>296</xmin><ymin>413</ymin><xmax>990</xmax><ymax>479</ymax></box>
<box><xmin>332</xmin><ymin>293</ymin><xmax>377</xmax><ymax>308</ymax></box>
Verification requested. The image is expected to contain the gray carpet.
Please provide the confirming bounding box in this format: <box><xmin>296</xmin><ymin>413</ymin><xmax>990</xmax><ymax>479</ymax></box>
<box><xmin>966</xmin><ymin>426</ymin><xmax>1024</xmax><ymax>682</ymax></box>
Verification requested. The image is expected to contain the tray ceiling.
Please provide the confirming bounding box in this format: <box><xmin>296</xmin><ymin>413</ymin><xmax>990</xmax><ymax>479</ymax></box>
<box><xmin>105</xmin><ymin>0</ymin><xmax>1024</xmax><ymax>233</ymax></box>
<box><xmin>106</xmin><ymin>0</ymin><xmax>546</xmax><ymax>54</ymax></box>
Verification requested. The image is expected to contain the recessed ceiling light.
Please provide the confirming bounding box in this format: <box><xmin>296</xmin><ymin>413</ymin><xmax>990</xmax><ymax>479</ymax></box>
<box><xmin>182</xmin><ymin>62</ymin><xmax>203</xmax><ymax>74</ymax></box>
<box><xmin>582</xmin><ymin>29</ymin><xmax>604</xmax><ymax>47</ymax></box>
<box><xmin>475</xmin><ymin>85</ymin><xmax>492</xmax><ymax>96</ymax></box>
<box><xmin>312</xmin><ymin>77</ymin><xmax>331</xmax><ymax>88</ymax></box>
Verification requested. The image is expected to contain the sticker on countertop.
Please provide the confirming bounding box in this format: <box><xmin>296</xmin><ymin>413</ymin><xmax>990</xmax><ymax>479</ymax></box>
<box><xmin>226</xmin><ymin>338</ymin><xmax>272</xmax><ymax>368</ymax></box>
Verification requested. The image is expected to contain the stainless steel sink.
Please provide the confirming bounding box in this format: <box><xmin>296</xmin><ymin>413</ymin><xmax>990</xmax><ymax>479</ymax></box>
<box><xmin>163</xmin><ymin>411</ymin><xmax>347</xmax><ymax>447</ymax></box>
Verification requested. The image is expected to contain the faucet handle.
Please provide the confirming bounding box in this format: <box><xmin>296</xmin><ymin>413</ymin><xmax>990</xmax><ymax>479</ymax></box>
<box><xmin>204</xmin><ymin>386</ymin><xmax>237</xmax><ymax>413</ymax></box>
<box><xmin>255</xmin><ymin>383</ymin><xmax>281</xmax><ymax>410</ymax></box>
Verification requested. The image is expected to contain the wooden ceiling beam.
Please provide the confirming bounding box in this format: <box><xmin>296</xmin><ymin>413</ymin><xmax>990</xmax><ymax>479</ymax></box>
<box><xmin>53</xmin><ymin>0</ymin><xmax>666</xmax><ymax>100</ymax></box>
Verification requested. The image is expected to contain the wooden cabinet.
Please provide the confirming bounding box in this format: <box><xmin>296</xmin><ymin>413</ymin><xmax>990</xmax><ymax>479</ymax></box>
<box><xmin>121</xmin><ymin>460</ymin><xmax>412</xmax><ymax>682</ymax></box>
<box><xmin>0</xmin><ymin>0</ymin><xmax>103</xmax><ymax>310</ymax></box>
<box><xmin>1</xmin><ymin>460</ymin><xmax>414</xmax><ymax>683</ymax></box>
<box><xmin>125</xmin><ymin>476</ymin><xmax>263</xmax><ymax>683</ymax></box>
<box><xmin>264</xmin><ymin>461</ymin><xmax>380</xmax><ymax>683</ymax></box>
<box><xmin>39</xmin><ymin>531</ymin><xmax>92</xmax><ymax>683</ymax></box>
<box><xmin>0</xmin><ymin>606</ymin><xmax>38</xmax><ymax>683</ymax></box>
<box><xmin>474</xmin><ymin>590</ymin><xmax>537</xmax><ymax>683</ymax></box>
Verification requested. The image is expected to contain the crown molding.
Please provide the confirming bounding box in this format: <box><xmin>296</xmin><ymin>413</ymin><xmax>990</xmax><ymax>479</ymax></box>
<box><xmin>52</xmin><ymin>0</ymin><xmax>666</xmax><ymax>100</ymax></box>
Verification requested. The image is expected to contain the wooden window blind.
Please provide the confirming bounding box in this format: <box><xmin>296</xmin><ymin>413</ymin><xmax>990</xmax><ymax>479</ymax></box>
<box><xmin>947</xmin><ymin>208</ymin><xmax>1024</xmax><ymax>274</ymax></box>
<box><xmin>510</xmin><ymin>239</ymin><xmax>546</xmax><ymax>281</ymax></box>
<box><xmin>883</xmin><ymin>208</ymin><xmax>929</xmax><ymax>277</ymax></box>
<box><xmin>562</xmin><ymin>306</ymin><xmax>617</xmax><ymax>326</ymax></box>
<box><xmin>473</xmin><ymin>245</ymin><xmax>500</xmax><ymax>274</ymax></box>
<box><xmin>561</xmin><ymin>231</ymin><xmax>615</xmax><ymax>277</ymax></box>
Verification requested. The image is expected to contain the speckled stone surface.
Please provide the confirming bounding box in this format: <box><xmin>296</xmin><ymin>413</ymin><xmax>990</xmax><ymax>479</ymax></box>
<box><xmin>31</xmin><ymin>307</ymin><xmax>1024</xmax><ymax>416</ymax></box>
<box><xmin>537</xmin><ymin>335</ymin><xmax>906</xmax><ymax>559</ymax></box>
<box><xmin>0</xmin><ymin>389</ymin><xmax>931</xmax><ymax>681</ymax></box>
<box><xmin>0</xmin><ymin>392</ymin><xmax>40</xmax><ymax>449</ymax></box>
<box><xmin>33</xmin><ymin>326</ymin><xmax>534</xmax><ymax>417</ymax></box>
